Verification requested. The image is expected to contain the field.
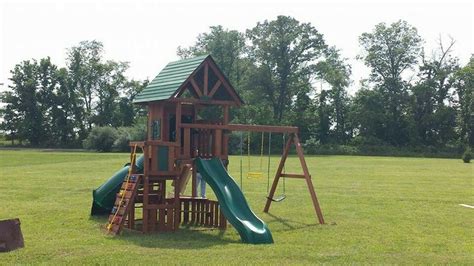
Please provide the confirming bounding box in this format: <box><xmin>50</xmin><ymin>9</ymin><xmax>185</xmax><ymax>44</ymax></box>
<box><xmin>1</xmin><ymin>150</ymin><xmax>472</xmax><ymax>264</ymax></box>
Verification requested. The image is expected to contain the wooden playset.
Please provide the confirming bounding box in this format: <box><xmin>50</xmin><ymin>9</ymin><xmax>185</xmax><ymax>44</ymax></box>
<box><xmin>96</xmin><ymin>55</ymin><xmax>324</xmax><ymax>241</ymax></box>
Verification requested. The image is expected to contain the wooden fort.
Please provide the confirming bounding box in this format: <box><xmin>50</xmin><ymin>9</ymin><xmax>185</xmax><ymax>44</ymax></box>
<box><xmin>106</xmin><ymin>55</ymin><xmax>324</xmax><ymax>234</ymax></box>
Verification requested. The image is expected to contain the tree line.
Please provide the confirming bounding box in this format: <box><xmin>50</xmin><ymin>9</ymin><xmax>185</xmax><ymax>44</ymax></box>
<box><xmin>1</xmin><ymin>41</ymin><xmax>147</xmax><ymax>147</ymax></box>
<box><xmin>1</xmin><ymin>16</ymin><xmax>472</xmax><ymax>155</ymax></box>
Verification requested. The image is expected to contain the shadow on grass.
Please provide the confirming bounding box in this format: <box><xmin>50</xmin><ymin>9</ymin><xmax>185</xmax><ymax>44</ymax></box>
<box><xmin>264</xmin><ymin>212</ymin><xmax>321</xmax><ymax>232</ymax></box>
<box><xmin>118</xmin><ymin>226</ymin><xmax>240</xmax><ymax>249</ymax></box>
<box><xmin>89</xmin><ymin>215</ymin><xmax>239</xmax><ymax>248</ymax></box>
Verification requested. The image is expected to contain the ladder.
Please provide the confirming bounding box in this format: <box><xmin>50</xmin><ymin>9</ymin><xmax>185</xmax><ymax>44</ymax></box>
<box><xmin>106</xmin><ymin>174</ymin><xmax>141</xmax><ymax>235</ymax></box>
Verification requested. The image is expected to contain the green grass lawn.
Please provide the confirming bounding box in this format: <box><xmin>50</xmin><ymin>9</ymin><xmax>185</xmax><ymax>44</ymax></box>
<box><xmin>1</xmin><ymin>150</ymin><xmax>472</xmax><ymax>264</ymax></box>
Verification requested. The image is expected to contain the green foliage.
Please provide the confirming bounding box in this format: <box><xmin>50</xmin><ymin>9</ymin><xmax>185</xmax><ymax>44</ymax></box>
<box><xmin>453</xmin><ymin>56</ymin><xmax>474</xmax><ymax>147</ymax></box>
<box><xmin>113</xmin><ymin>124</ymin><xmax>147</xmax><ymax>152</ymax></box>
<box><xmin>1</xmin><ymin>41</ymin><xmax>146</xmax><ymax>148</ymax></box>
<box><xmin>83</xmin><ymin>126</ymin><xmax>118</xmax><ymax>152</ymax></box>
<box><xmin>462</xmin><ymin>148</ymin><xmax>472</xmax><ymax>163</ymax></box>
<box><xmin>247</xmin><ymin>15</ymin><xmax>326</xmax><ymax>122</ymax></box>
<box><xmin>358</xmin><ymin>20</ymin><xmax>422</xmax><ymax>146</ymax></box>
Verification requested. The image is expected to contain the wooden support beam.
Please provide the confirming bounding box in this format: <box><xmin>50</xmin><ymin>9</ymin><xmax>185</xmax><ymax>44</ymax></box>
<box><xmin>169</xmin><ymin>98</ymin><xmax>236</xmax><ymax>106</ymax></box>
<box><xmin>204</xmin><ymin>63</ymin><xmax>208</xmax><ymax>95</ymax></box>
<box><xmin>264</xmin><ymin>136</ymin><xmax>292</xmax><ymax>213</ymax></box>
<box><xmin>145</xmin><ymin>140</ymin><xmax>180</xmax><ymax>147</ymax></box>
<box><xmin>293</xmin><ymin>134</ymin><xmax>325</xmax><ymax>224</ymax></box>
<box><xmin>189</xmin><ymin>78</ymin><xmax>203</xmax><ymax>97</ymax></box>
<box><xmin>180</xmin><ymin>123</ymin><xmax>299</xmax><ymax>134</ymax></box>
<box><xmin>208</xmin><ymin>80</ymin><xmax>222</xmax><ymax>98</ymax></box>
<box><xmin>176</xmin><ymin>102</ymin><xmax>182</xmax><ymax>145</ymax></box>
<box><xmin>280</xmin><ymin>173</ymin><xmax>307</xmax><ymax>179</ymax></box>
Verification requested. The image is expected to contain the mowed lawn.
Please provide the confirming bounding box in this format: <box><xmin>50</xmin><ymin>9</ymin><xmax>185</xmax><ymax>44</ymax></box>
<box><xmin>0</xmin><ymin>150</ymin><xmax>472</xmax><ymax>264</ymax></box>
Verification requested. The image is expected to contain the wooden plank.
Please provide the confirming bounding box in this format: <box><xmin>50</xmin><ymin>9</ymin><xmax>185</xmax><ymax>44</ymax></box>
<box><xmin>189</xmin><ymin>77</ymin><xmax>203</xmax><ymax>97</ymax></box>
<box><xmin>176</xmin><ymin>102</ymin><xmax>182</xmax><ymax>146</ymax></box>
<box><xmin>280</xmin><ymin>173</ymin><xmax>308</xmax><ymax>179</ymax></box>
<box><xmin>219</xmin><ymin>210</ymin><xmax>226</xmax><ymax>229</ymax></box>
<box><xmin>204</xmin><ymin>201</ymin><xmax>209</xmax><ymax>226</ymax></box>
<box><xmin>169</xmin><ymin>98</ymin><xmax>237</xmax><ymax>106</ymax></box>
<box><xmin>209</xmin><ymin>202</ymin><xmax>215</xmax><ymax>227</ymax></box>
<box><xmin>183</xmin><ymin>200</ymin><xmax>189</xmax><ymax>224</ymax></box>
<box><xmin>184</xmin><ymin>128</ymin><xmax>191</xmax><ymax>158</ymax></box>
<box><xmin>294</xmin><ymin>134</ymin><xmax>325</xmax><ymax>225</ymax></box>
<box><xmin>214</xmin><ymin>202</ymin><xmax>219</xmax><ymax>226</ymax></box>
<box><xmin>128</xmin><ymin>141</ymin><xmax>145</xmax><ymax>148</ymax></box>
<box><xmin>214</xmin><ymin>129</ymin><xmax>222</xmax><ymax>156</ymax></box>
<box><xmin>158</xmin><ymin>208</ymin><xmax>166</xmax><ymax>231</ymax></box>
<box><xmin>190</xmin><ymin>200</ymin><xmax>196</xmax><ymax>224</ymax></box>
<box><xmin>146</xmin><ymin>140</ymin><xmax>180</xmax><ymax>147</ymax></box>
<box><xmin>208</xmin><ymin>80</ymin><xmax>222</xmax><ymax>97</ymax></box>
<box><xmin>142</xmin><ymin>175</ymin><xmax>150</xmax><ymax>233</ymax></box>
<box><xmin>150</xmin><ymin>209</ymin><xmax>157</xmax><ymax>231</ymax></box>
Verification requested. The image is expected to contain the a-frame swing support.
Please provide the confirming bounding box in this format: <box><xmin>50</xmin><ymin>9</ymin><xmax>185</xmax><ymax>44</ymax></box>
<box><xmin>264</xmin><ymin>134</ymin><xmax>325</xmax><ymax>225</ymax></box>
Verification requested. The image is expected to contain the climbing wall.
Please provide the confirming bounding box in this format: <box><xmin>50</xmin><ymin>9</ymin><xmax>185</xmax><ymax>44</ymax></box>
<box><xmin>106</xmin><ymin>174</ymin><xmax>142</xmax><ymax>235</ymax></box>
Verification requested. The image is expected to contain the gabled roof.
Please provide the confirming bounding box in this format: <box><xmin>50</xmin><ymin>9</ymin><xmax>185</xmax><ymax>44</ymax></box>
<box><xmin>133</xmin><ymin>54</ymin><xmax>243</xmax><ymax>105</ymax></box>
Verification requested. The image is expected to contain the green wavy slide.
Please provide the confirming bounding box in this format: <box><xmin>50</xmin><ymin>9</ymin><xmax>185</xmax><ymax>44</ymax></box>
<box><xmin>196</xmin><ymin>157</ymin><xmax>273</xmax><ymax>244</ymax></box>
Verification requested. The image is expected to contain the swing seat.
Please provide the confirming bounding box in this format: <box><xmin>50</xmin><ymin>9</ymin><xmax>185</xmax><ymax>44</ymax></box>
<box><xmin>267</xmin><ymin>195</ymin><xmax>286</xmax><ymax>202</ymax></box>
<box><xmin>247</xmin><ymin>171</ymin><xmax>263</xmax><ymax>178</ymax></box>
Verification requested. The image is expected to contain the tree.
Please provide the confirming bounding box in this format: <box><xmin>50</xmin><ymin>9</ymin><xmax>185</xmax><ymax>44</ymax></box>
<box><xmin>452</xmin><ymin>56</ymin><xmax>474</xmax><ymax>146</ymax></box>
<box><xmin>315</xmin><ymin>47</ymin><xmax>352</xmax><ymax>143</ymax></box>
<box><xmin>0</xmin><ymin>91</ymin><xmax>21</xmax><ymax>144</ymax></box>
<box><xmin>350</xmin><ymin>84</ymin><xmax>387</xmax><ymax>144</ymax></box>
<box><xmin>66</xmin><ymin>40</ymin><xmax>104</xmax><ymax>133</ymax></box>
<box><xmin>177</xmin><ymin>25</ymin><xmax>247</xmax><ymax>87</ymax></box>
<box><xmin>411</xmin><ymin>38</ymin><xmax>459</xmax><ymax>146</ymax></box>
<box><xmin>67</xmin><ymin>40</ymin><xmax>134</xmax><ymax>132</ymax></box>
<box><xmin>8</xmin><ymin>60</ymin><xmax>44</xmax><ymax>145</ymax></box>
<box><xmin>247</xmin><ymin>15</ymin><xmax>327</xmax><ymax>122</ymax></box>
<box><xmin>358</xmin><ymin>20</ymin><xmax>422</xmax><ymax>145</ymax></box>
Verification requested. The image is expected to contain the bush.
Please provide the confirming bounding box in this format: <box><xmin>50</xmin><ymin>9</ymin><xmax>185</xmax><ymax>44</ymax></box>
<box><xmin>113</xmin><ymin>125</ymin><xmax>146</xmax><ymax>152</ymax></box>
<box><xmin>462</xmin><ymin>148</ymin><xmax>472</xmax><ymax>163</ymax></box>
<box><xmin>83</xmin><ymin>127</ymin><xmax>118</xmax><ymax>152</ymax></box>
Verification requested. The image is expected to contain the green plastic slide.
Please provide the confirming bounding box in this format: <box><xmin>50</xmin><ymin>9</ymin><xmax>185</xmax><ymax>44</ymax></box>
<box><xmin>196</xmin><ymin>157</ymin><xmax>274</xmax><ymax>244</ymax></box>
<box><xmin>90</xmin><ymin>155</ymin><xmax>144</xmax><ymax>215</ymax></box>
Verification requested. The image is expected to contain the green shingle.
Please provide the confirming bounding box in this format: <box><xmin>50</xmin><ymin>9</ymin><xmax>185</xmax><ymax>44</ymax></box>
<box><xmin>133</xmin><ymin>55</ymin><xmax>209</xmax><ymax>104</ymax></box>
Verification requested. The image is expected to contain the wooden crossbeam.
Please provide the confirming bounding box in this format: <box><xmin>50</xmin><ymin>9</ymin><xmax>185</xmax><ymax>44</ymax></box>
<box><xmin>280</xmin><ymin>173</ymin><xmax>307</xmax><ymax>179</ymax></box>
<box><xmin>189</xmin><ymin>78</ymin><xmax>203</xmax><ymax>97</ymax></box>
<box><xmin>207</xmin><ymin>61</ymin><xmax>242</xmax><ymax>106</ymax></box>
<box><xmin>180</xmin><ymin>123</ymin><xmax>299</xmax><ymax>134</ymax></box>
<box><xmin>208</xmin><ymin>80</ymin><xmax>222</xmax><ymax>97</ymax></box>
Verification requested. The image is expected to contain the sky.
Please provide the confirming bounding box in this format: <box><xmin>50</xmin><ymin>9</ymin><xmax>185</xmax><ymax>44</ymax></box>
<box><xmin>1</xmin><ymin>0</ymin><xmax>473</xmax><ymax>94</ymax></box>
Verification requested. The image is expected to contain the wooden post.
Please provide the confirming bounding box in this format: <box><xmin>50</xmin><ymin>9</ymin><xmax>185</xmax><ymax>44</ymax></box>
<box><xmin>204</xmin><ymin>63</ymin><xmax>209</xmax><ymax>95</ymax></box>
<box><xmin>222</xmin><ymin>106</ymin><xmax>229</xmax><ymax>158</ymax></box>
<box><xmin>293</xmin><ymin>134</ymin><xmax>325</xmax><ymax>224</ymax></box>
<box><xmin>264</xmin><ymin>135</ymin><xmax>292</xmax><ymax>212</ymax></box>
<box><xmin>143</xmin><ymin>143</ymin><xmax>150</xmax><ymax>233</ymax></box>
<box><xmin>176</xmin><ymin>102</ymin><xmax>182</xmax><ymax>145</ymax></box>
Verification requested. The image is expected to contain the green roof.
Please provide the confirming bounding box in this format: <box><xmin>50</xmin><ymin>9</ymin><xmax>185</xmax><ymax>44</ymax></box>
<box><xmin>133</xmin><ymin>55</ymin><xmax>209</xmax><ymax>103</ymax></box>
